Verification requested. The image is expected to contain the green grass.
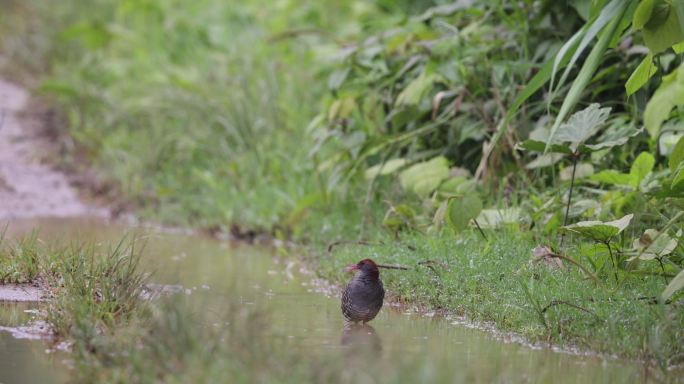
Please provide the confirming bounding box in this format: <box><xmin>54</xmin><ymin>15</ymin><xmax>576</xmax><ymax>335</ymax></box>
<box><xmin>316</xmin><ymin>230</ymin><xmax>684</xmax><ymax>367</ymax></box>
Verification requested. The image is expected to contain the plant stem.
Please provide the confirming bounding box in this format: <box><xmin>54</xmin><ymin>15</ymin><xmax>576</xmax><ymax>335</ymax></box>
<box><xmin>657</xmin><ymin>258</ymin><xmax>668</xmax><ymax>283</ymax></box>
<box><xmin>606</xmin><ymin>241</ymin><xmax>618</xmax><ymax>283</ymax></box>
<box><xmin>548</xmin><ymin>253</ymin><xmax>603</xmax><ymax>286</ymax></box>
<box><xmin>560</xmin><ymin>153</ymin><xmax>579</xmax><ymax>248</ymax></box>
<box><xmin>473</xmin><ymin>219</ymin><xmax>488</xmax><ymax>241</ymax></box>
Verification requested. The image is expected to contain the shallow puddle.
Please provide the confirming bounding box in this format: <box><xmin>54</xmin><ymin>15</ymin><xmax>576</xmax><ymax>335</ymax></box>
<box><xmin>0</xmin><ymin>217</ymin><xmax>675</xmax><ymax>382</ymax></box>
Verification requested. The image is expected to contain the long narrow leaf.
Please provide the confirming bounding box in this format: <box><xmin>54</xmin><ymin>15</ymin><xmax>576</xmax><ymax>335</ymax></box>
<box><xmin>478</xmin><ymin>54</ymin><xmax>566</xmax><ymax>178</ymax></box>
<box><xmin>550</xmin><ymin>0</ymin><xmax>624</xmax><ymax>104</ymax></box>
<box><xmin>549</xmin><ymin>29</ymin><xmax>583</xmax><ymax>94</ymax></box>
<box><xmin>545</xmin><ymin>2</ymin><xmax>630</xmax><ymax>152</ymax></box>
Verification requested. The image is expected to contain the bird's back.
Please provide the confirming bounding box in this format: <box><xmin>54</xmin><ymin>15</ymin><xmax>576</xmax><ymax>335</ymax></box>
<box><xmin>341</xmin><ymin>276</ymin><xmax>384</xmax><ymax>323</ymax></box>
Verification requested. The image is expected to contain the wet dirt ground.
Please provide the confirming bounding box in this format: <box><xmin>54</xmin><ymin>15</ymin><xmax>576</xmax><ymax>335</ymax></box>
<box><xmin>0</xmin><ymin>78</ymin><xmax>105</xmax><ymax>220</ymax></box>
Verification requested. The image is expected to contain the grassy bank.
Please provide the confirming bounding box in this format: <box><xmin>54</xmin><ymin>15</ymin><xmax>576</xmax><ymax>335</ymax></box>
<box><xmin>1</xmin><ymin>0</ymin><xmax>683</xmax><ymax>372</ymax></box>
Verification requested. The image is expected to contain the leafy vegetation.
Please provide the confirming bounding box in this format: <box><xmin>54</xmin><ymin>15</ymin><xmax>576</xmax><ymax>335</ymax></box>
<box><xmin>2</xmin><ymin>0</ymin><xmax>684</xmax><ymax>371</ymax></box>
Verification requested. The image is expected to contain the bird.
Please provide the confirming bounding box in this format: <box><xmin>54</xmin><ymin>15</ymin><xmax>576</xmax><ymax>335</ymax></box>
<box><xmin>341</xmin><ymin>259</ymin><xmax>385</xmax><ymax>324</ymax></box>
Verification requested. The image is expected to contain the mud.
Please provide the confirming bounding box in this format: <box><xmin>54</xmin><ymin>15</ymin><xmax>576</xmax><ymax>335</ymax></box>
<box><xmin>0</xmin><ymin>285</ymin><xmax>44</xmax><ymax>302</ymax></box>
<box><xmin>0</xmin><ymin>78</ymin><xmax>106</xmax><ymax>220</ymax></box>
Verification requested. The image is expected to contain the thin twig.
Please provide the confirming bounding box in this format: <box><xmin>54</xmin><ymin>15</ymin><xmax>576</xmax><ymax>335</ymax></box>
<box><xmin>605</xmin><ymin>241</ymin><xmax>618</xmax><ymax>283</ymax></box>
<box><xmin>560</xmin><ymin>153</ymin><xmax>579</xmax><ymax>248</ymax></box>
<box><xmin>377</xmin><ymin>264</ymin><xmax>409</xmax><ymax>270</ymax></box>
<box><xmin>657</xmin><ymin>258</ymin><xmax>668</xmax><ymax>283</ymax></box>
<box><xmin>472</xmin><ymin>219</ymin><xmax>488</xmax><ymax>240</ymax></box>
<box><xmin>541</xmin><ymin>299</ymin><xmax>599</xmax><ymax>319</ymax></box>
<box><xmin>547</xmin><ymin>252</ymin><xmax>603</xmax><ymax>286</ymax></box>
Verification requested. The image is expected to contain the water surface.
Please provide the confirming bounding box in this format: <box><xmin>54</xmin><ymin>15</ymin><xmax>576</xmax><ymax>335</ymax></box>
<box><xmin>0</xmin><ymin>218</ymin><xmax>672</xmax><ymax>383</ymax></box>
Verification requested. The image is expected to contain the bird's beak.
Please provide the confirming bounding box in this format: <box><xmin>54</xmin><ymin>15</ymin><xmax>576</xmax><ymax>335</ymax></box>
<box><xmin>344</xmin><ymin>263</ymin><xmax>359</xmax><ymax>273</ymax></box>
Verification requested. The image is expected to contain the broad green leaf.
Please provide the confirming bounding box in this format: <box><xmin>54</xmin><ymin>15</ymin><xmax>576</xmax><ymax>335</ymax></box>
<box><xmin>554</xmin><ymin>104</ymin><xmax>611</xmax><ymax>151</ymax></box>
<box><xmin>383</xmin><ymin>204</ymin><xmax>416</xmax><ymax>233</ymax></box>
<box><xmin>641</xmin><ymin>1</ymin><xmax>684</xmax><ymax>54</ymax></box>
<box><xmin>589</xmin><ymin>170</ymin><xmax>634</xmax><ymax>186</ymax></box>
<box><xmin>671</xmin><ymin>161</ymin><xmax>684</xmax><ymax>189</ymax></box>
<box><xmin>632</xmin><ymin>0</ymin><xmax>655</xmax><ymax>29</ymax></box>
<box><xmin>399</xmin><ymin>156</ymin><xmax>450</xmax><ymax>197</ymax></box>
<box><xmin>328</xmin><ymin>97</ymin><xmax>357</xmax><ymax>120</ymax></box>
<box><xmin>631</xmin><ymin>228</ymin><xmax>678</xmax><ymax>260</ymax></box>
<box><xmin>519</xmin><ymin>139</ymin><xmax>573</xmax><ymax>154</ymax></box>
<box><xmin>584</xmin><ymin>123</ymin><xmax>643</xmax><ymax>151</ymax></box>
<box><xmin>569</xmin><ymin>199</ymin><xmax>600</xmax><ymax>218</ymax></box>
<box><xmin>674</xmin><ymin>41</ymin><xmax>684</xmax><ymax>53</ymax></box>
<box><xmin>525</xmin><ymin>153</ymin><xmax>564</xmax><ymax>169</ymax></box>
<box><xmin>476</xmin><ymin>208</ymin><xmax>523</xmax><ymax>229</ymax></box>
<box><xmin>561</xmin><ymin>214</ymin><xmax>633</xmax><ymax>242</ymax></box>
<box><xmin>625</xmin><ymin>53</ymin><xmax>657</xmax><ymax>95</ymax></box>
<box><xmin>560</xmin><ymin>163</ymin><xmax>594</xmax><ymax>181</ymax></box>
<box><xmin>438</xmin><ymin>177</ymin><xmax>476</xmax><ymax>195</ymax></box>
<box><xmin>668</xmin><ymin>135</ymin><xmax>684</xmax><ymax>171</ymax></box>
<box><xmin>364</xmin><ymin>158</ymin><xmax>407</xmax><ymax>180</ymax></box>
<box><xmin>396</xmin><ymin>73</ymin><xmax>440</xmax><ymax>106</ymax></box>
<box><xmin>629</xmin><ymin>152</ymin><xmax>655</xmax><ymax>187</ymax></box>
<box><xmin>328</xmin><ymin>68</ymin><xmax>350</xmax><ymax>91</ymax></box>
<box><xmin>662</xmin><ymin>269</ymin><xmax>684</xmax><ymax>301</ymax></box>
<box><xmin>644</xmin><ymin>62</ymin><xmax>684</xmax><ymax>137</ymax></box>
<box><xmin>446</xmin><ymin>195</ymin><xmax>482</xmax><ymax>232</ymax></box>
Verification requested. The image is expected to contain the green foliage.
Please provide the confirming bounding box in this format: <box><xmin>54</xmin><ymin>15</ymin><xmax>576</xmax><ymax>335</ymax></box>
<box><xmin>561</xmin><ymin>214</ymin><xmax>633</xmax><ymax>243</ymax></box>
<box><xmin>645</xmin><ymin>62</ymin><xmax>684</xmax><ymax>137</ymax></box>
<box><xmin>662</xmin><ymin>269</ymin><xmax>684</xmax><ymax>300</ymax></box>
<box><xmin>445</xmin><ymin>195</ymin><xmax>482</xmax><ymax>232</ymax></box>
<box><xmin>632</xmin><ymin>0</ymin><xmax>684</xmax><ymax>54</ymax></box>
<box><xmin>399</xmin><ymin>156</ymin><xmax>450</xmax><ymax>197</ymax></box>
<box><xmin>631</xmin><ymin>228</ymin><xmax>678</xmax><ymax>260</ymax></box>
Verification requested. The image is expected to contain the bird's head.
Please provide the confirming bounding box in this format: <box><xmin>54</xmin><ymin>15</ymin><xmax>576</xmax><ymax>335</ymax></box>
<box><xmin>344</xmin><ymin>259</ymin><xmax>380</xmax><ymax>279</ymax></box>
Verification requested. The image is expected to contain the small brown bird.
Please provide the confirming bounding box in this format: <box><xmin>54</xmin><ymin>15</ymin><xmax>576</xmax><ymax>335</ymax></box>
<box><xmin>341</xmin><ymin>259</ymin><xmax>385</xmax><ymax>324</ymax></box>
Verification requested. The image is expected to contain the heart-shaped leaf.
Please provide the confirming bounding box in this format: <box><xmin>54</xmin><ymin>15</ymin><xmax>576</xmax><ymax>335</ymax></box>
<box><xmin>476</xmin><ymin>208</ymin><xmax>523</xmax><ymax>229</ymax></box>
<box><xmin>446</xmin><ymin>195</ymin><xmax>482</xmax><ymax>232</ymax></box>
<box><xmin>561</xmin><ymin>214</ymin><xmax>633</xmax><ymax>242</ymax></box>
<box><xmin>364</xmin><ymin>158</ymin><xmax>407</xmax><ymax>180</ymax></box>
<box><xmin>399</xmin><ymin>156</ymin><xmax>450</xmax><ymax>197</ymax></box>
<box><xmin>554</xmin><ymin>103</ymin><xmax>611</xmax><ymax>152</ymax></box>
<box><xmin>630</xmin><ymin>229</ymin><xmax>678</xmax><ymax>260</ymax></box>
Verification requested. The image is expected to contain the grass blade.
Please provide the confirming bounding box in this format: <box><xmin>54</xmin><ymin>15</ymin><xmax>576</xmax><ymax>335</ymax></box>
<box><xmin>545</xmin><ymin>2</ymin><xmax>630</xmax><ymax>152</ymax></box>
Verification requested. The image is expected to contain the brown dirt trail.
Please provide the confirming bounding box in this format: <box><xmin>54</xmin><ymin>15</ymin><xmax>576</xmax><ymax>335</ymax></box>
<box><xmin>0</xmin><ymin>78</ymin><xmax>105</xmax><ymax>220</ymax></box>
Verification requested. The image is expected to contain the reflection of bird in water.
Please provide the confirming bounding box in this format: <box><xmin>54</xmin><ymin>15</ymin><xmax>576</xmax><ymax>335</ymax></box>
<box><xmin>341</xmin><ymin>259</ymin><xmax>384</xmax><ymax>324</ymax></box>
<box><xmin>340</xmin><ymin>323</ymin><xmax>382</xmax><ymax>353</ymax></box>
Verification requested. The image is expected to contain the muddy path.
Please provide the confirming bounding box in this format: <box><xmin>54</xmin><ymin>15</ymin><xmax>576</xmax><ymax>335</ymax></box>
<box><xmin>0</xmin><ymin>78</ymin><xmax>106</xmax><ymax>220</ymax></box>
